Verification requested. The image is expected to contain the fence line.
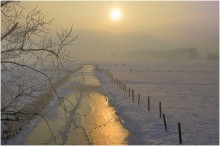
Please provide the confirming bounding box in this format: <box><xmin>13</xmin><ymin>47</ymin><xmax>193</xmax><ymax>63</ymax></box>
<box><xmin>96</xmin><ymin>65</ymin><xmax>183</xmax><ymax>144</ymax></box>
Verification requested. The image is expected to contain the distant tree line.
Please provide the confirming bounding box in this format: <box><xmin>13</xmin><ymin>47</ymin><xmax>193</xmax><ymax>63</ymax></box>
<box><xmin>167</xmin><ymin>47</ymin><xmax>199</xmax><ymax>60</ymax></box>
<box><xmin>126</xmin><ymin>48</ymin><xmax>218</xmax><ymax>61</ymax></box>
<box><xmin>205</xmin><ymin>53</ymin><xmax>219</xmax><ymax>61</ymax></box>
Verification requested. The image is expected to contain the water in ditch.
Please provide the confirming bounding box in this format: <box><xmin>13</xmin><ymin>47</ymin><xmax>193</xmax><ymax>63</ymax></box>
<box><xmin>25</xmin><ymin>65</ymin><xmax>129</xmax><ymax>145</ymax></box>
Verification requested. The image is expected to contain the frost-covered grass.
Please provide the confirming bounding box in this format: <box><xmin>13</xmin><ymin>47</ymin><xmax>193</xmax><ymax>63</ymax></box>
<box><xmin>2</xmin><ymin>63</ymin><xmax>81</xmax><ymax>111</ymax></box>
<box><xmin>98</xmin><ymin>61</ymin><xmax>219</xmax><ymax>145</ymax></box>
<box><xmin>1</xmin><ymin>63</ymin><xmax>82</xmax><ymax>143</ymax></box>
<box><xmin>5</xmin><ymin>70</ymin><xmax>82</xmax><ymax>145</ymax></box>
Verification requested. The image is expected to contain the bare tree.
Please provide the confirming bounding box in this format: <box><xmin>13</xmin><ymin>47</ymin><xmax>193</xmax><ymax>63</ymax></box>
<box><xmin>1</xmin><ymin>1</ymin><xmax>77</xmax><ymax>142</ymax></box>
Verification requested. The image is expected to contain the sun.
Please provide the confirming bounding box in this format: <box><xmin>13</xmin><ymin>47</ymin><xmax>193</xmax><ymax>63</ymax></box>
<box><xmin>111</xmin><ymin>9</ymin><xmax>121</xmax><ymax>21</ymax></box>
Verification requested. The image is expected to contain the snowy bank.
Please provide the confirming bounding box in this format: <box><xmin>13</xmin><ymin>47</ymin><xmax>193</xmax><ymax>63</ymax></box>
<box><xmin>1</xmin><ymin>64</ymin><xmax>82</xmax><ymax>144</ymax></box>
<box><xmin>96</xmin><ymin>61</ymin><xmax>219</xmax><ymax>145</ymax></box>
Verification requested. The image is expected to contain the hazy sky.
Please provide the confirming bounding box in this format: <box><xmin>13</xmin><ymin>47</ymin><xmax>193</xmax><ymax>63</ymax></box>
<box><xmin>21</xmin><ymin>1</ymin><xmax>219</xmax><ymax>62</ymax></box>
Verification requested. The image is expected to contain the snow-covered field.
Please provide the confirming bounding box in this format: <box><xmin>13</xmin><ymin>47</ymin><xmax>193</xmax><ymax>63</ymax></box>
<box><xmin>2</xmin><ymin>61</ymin><xmax>218</xmax><ymax>145</ymax></box>
<box><xmin>98</xmin><ymin>61</ymin><xmax>219</xmax><ymax>145</ymax></box>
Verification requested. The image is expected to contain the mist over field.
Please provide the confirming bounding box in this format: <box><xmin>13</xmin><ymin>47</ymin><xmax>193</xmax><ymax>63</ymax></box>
<box><xmin>2</xmin><ymin>1</ymin><xmax>219</xmax><ymax>145</ymax></box>
<box><xmin>70</xmin><ymin>28</ymin><xmax>218</xmax><ymax>64</ymax></box>
<box><xmin>19</xmin><ymin>1</ymin><xmax>219</xmax><ymax>64</ymax></box>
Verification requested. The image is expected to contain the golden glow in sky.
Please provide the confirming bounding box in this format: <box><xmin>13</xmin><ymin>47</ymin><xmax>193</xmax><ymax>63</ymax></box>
<box><xmin>111</xmin><ymin>9</ymin><xmax>121</xmax><ymax>21</ymax></box>
<box><xmin>20</xmin><ymin>1</ymin><xmax>219</xmax><ymax>57</ymax></box>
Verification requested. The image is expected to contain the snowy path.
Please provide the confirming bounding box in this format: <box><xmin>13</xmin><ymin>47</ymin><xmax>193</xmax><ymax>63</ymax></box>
<box><xmin>7</xmin><ymin>65</ymin><xmax>129</xmax><ymax>145</ymax></box>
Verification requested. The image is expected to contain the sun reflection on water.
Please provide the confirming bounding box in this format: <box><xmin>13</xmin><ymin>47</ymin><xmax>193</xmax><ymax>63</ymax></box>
<box><xmin>83</xmin><ymin>92</ymin><xmax>129</xmax><ymax>144</ymax></box>
<box><xmin>25</xmin><ymin>65</ymin><xmax>129</xmax><ymax>144</ymax></box>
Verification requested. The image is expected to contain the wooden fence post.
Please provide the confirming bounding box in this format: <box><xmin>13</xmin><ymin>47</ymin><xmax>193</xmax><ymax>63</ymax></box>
<box><xmin>163</xmin><ymin>114</ymin><xmax>167</xmax><ymax>131</ymax></box>
<box><xmin>138</xmin><ymin>93</ymin><xmax>140</xmax><ymax>105</ymax></box>
<box><xmin>178</xmin><ymin>123</ymin><xmax>182</xmax><ymax>144</ymax></box>
<box><xmin>159</xmin><ymin>102</ymin><xmax>162</xmax><ymax>118</ymax></box>
<box><xmin>132</xmin><ymin>89</ymin><xmax>134</xmax><ymax>101</ymax></box>
<box><xmin>148</xmin><ymin>96</ymin><xmax>150</xmax><ymax>111</ymax></box>
<box><xmin>129</xmin><ymin>88</ymin><xmax>130</xmax><ymax>97</ymax></box>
